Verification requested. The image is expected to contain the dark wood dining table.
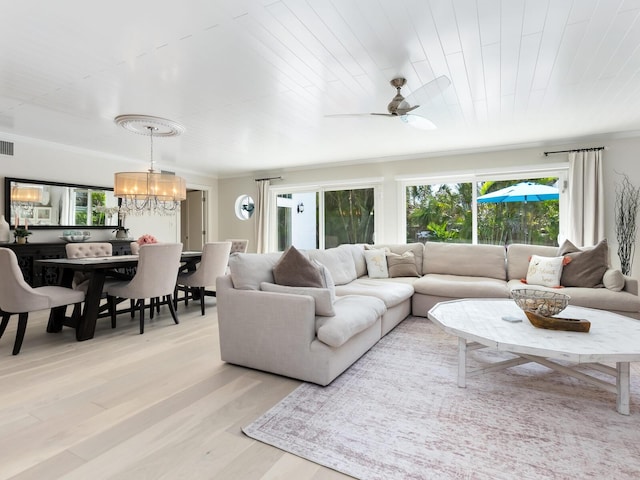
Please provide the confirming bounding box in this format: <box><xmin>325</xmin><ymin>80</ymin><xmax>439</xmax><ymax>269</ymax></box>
<box><xmin>36</xmin><ymin>251</ymin><xmax>202</xmax><ymax>341</ymax></box>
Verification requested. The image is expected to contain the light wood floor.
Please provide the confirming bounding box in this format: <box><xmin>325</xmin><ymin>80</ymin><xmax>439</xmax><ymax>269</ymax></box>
<box><xmin>0</xmin><ymin>300</ymin><xmax>352</xmax><ymax>480</ymax></box>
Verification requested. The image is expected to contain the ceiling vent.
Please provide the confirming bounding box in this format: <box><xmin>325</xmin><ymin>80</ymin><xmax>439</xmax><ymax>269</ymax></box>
<box><xmin>0</xmin><ymin>140</ymin><xmax>14</xmax><ymax>156</ymax></box>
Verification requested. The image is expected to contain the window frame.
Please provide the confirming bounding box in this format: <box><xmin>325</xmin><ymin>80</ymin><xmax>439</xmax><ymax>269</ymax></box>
<box><xmin>397</xmin><ymin>164</ymin><xmax>569</xmax><ymax>245</ymax></box>
<box><xmin>268</xmin><ymin>177</ymin><xmax>384</xmax><ymax>252</ymax></box>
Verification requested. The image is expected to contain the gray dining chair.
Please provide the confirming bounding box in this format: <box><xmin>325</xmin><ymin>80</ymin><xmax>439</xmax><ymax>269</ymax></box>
<box><xmin>106</xmin><ymin>243</ymin><xmax>183</xmax><ymax>334</ymax></box>
<box><xmin>65</xmin><ymin>242</ymin><xmax>121</xmax><ymax>326</ymax></box>
<box><xmin>175</xmin><ymin>242</ymin><xmax>232</xmax><ymax>315</ymax></box>
<box><xmin>65</xmin><ymin>242</ymin><xmax>113</xmax><ymax>290</ymax></box>
<box><xmin>0</xmin><ymin>247</ymin><xmax>85</xmax><ymax>355</ymax></box>
<box><xmin>226</xmin><ymin>239</ymin><xmax>249</xmax><ymax>254</ymax></box>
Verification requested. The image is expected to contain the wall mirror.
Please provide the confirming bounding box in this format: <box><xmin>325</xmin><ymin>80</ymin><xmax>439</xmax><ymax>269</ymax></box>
<box><xmin>4</xmin><ymin>177</ymin><xmax>120</xmax><ymax>229</ymax></box>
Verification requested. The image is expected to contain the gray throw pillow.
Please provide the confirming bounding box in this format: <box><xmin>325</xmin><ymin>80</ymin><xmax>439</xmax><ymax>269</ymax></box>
<box><xmin>273</xmin><ymin>245</ymin><xmax>324</xmax><ymax>287</ymax></box>
<box><xmin>557</xmin><ymin>239</ymin><xmax>608</xmax><ymax>288</ymax></box>
<box><xmin>386</xmin><ymin>251</ymin><xmax>420</xmax><ymax>278</ymax></box>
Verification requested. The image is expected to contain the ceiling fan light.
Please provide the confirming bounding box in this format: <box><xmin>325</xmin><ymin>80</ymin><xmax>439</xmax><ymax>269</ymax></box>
<box><xmin>401</xmin><ymin>114</ymin><xmax>437</xmax><ymax>130</ymax></box>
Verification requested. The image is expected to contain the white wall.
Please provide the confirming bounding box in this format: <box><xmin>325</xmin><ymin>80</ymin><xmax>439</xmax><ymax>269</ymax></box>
<box><xmin>0</xmin><ymin>136</ymin><xmax>219</xmax><ymax>244</ymax></box>
<box><xmin>218</xmin><ymin>134</ymin><xmax>640</xmax><ymax>276</ymax></box>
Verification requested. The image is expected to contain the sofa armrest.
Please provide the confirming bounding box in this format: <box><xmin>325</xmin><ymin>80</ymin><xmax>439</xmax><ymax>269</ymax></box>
<box><xmin>623</xmin><ymin>276</ymin><xmax>638</xmax><ymax>295</ymax></box>
<box><xmin>216</xmin><ymin>275</ymin><xmax>318</xmax><ymax>367</ymax></box>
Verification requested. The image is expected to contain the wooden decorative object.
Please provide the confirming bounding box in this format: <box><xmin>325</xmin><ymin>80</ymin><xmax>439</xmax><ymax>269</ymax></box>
<box><xmin>524</xmin><ymin>311</ymin><xmax>591</xmax><ymax>333</ymax></box>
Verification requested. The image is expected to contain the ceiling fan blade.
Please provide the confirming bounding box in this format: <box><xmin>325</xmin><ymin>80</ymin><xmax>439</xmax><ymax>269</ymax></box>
<box><xmin>396</xmin><ymin>104</ymin><xmax>420</xmax><ymax>116</ymax></box>
<box><xmin>325</xmin><ymin>113</ymin><xmax>394</xmax><ymax>118</ymax></box>
<box><xmin>400</xmin><ymin>114</ymin><xmax>437</xmax><ymax>130</ymax></box>
<box><xmin>405</xmin><ymin>75</ymin><xmax>451</xmax><ymax>107</ymax></box>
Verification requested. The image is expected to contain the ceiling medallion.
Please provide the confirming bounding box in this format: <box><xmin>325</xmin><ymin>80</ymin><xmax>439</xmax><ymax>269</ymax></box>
<box><xmin>114</xmin><ymin>114</ymin><xmax>185</xmax><ymax>137</ymax></box>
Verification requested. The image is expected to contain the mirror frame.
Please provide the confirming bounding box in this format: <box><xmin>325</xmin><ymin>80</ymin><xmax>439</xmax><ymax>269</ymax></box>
<box><xmin>4</xmin><ymin>177</ymin><xmax>119</xmax><ymax>230</ymax></box>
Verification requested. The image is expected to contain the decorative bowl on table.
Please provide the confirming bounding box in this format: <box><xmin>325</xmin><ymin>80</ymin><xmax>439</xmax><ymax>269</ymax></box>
<box><xmin>60</xmin><ymin>230</ymin><xmax>92</xmax><ymax>243</ymax></box>
<box><xmin>511</xmin><ymin>288</ymin><xmax>590</xmax><ymax>332</ymax></box>
<box><xmin>511</xmin><ymin>288</ymin><xmax>570</xmax><ymax>317</ymax></box>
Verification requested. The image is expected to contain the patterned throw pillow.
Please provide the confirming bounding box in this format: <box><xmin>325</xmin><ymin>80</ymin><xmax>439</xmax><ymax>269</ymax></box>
<box><xmin>363</xmin><ymin>249</ymin><xmax>388</xmax><ymax>279</ymax></box>
<box><xmin>525</xmin><ymin>255</ymin><xmax>567</xmax><ymax>288</ymax></box>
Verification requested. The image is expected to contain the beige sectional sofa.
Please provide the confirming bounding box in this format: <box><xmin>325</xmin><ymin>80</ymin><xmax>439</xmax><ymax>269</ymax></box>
<box><xmin>217</xmin><ymin>242</ymin><xmax>640</xmax><ymax>386</ymax></box>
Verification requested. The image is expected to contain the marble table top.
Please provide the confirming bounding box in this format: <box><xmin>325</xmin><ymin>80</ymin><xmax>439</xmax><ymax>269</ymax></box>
<box><xmin>428</xmin><ymin>299</ymin><xmax>640</xmax><ymax>363</ymax></box>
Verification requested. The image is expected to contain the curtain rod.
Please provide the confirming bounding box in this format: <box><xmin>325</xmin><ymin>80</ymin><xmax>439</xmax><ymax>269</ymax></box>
<box><xmin>254</xmin><ymin>176</ymin><xmax>282</xmax><ymax>182</ymax></box>
<box><xmin>543</xmin><ymin>146</ymin><xmax>605</xmax><ymax>156</ymax></box>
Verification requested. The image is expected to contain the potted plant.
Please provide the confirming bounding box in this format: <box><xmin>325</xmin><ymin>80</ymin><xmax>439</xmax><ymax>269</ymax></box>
<box><xmin>13</xmin><ymin>227</ymin><xmax>33</xmax><ymax>244</ymax></box>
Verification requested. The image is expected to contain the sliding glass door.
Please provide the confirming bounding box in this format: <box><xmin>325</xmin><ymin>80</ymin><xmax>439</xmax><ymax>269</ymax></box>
<box><xmin>274</xmin><ymin>185</ymin><xmax>377</xmax><ymax>251</ymax></box>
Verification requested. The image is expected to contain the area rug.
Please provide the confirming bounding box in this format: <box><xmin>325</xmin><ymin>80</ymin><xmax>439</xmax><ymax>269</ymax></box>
<box><xmin>243</xmin><ymin>317</ymin><xmax>640</xmax><ymax>480</ymax></box>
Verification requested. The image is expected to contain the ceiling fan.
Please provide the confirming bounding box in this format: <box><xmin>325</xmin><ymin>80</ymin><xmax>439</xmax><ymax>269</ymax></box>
<box><xmin>327</xmin><ymin>75</ymin><xmax>451</xmax><ymax>130</ymax></box>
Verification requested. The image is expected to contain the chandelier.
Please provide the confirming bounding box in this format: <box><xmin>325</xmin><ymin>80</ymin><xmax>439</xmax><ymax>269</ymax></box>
<box><xmin>11</xmin><ymin>184</ymin><xmax>43</xmax><ymax>214</ymax></box>
<box><xmin>114</xmin><ymin>115</ymin><xmax>187</xmax><ymax>215</ymax></box>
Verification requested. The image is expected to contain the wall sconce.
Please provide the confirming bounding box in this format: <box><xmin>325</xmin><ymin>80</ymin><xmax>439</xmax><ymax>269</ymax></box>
<box><xmin>297</xmin><ymin>202</ymin><xmax>304</xmax><ymax>213</ymax></box>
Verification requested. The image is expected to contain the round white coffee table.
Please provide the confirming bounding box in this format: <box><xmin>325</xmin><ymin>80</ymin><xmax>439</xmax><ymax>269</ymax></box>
<box><xmin>428</xmin><ymin>299</ymin><xmax>640</xmax><ymax>415</ymax></box>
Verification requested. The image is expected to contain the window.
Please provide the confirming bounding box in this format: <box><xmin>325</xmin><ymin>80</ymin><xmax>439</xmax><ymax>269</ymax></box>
<box><xmin>73</xmin><ymin>189</ymin><xmax>107</xmax><ymax>226</ymax></box>
<box><xmin>272</xmin><ymin>183</ymin><xmax>379</xmax><ymax>251</ymax></box>
<box><xmin>406</xmin><ymin>183</ymin><xmax>473</xmax><ymax>243</ymax></box>
<box><xmin>403</xmin><ymin>170</ymin><xmax>565</xmax><ymax>246</ymax></box>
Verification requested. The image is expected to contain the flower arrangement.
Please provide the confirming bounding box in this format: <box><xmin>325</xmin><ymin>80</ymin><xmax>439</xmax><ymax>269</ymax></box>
<box><xmin>137</xmin><ymin>234</ymin><xmax>158</xmax><ymax>245</ymax></box>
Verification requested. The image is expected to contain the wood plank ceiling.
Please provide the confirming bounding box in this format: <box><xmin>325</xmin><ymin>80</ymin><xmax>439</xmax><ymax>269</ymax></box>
<box><xmin>1</xmin><ymin>0</ymin><xmax>640</xmax><ymax>177</ymax></box>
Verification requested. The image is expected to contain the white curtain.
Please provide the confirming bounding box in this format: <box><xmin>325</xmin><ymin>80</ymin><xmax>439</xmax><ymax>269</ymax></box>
<box><xmin>567</xmin><ymin>150</ymin><xmax>605</xmax><ymax>246</ymax></box>
<box><xmin>255</xmin><ymin>179</ymin><xmax>270</xmax><ymax>253</ymax></box>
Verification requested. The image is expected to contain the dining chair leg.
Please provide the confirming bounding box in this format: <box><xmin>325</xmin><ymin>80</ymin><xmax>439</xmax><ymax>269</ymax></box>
<box><xmin>138</xmin><ymin>299</ymin><xmax>145</xmax><ymax>334</ymax></box>
<box><xmin>130</xmin><ymin>299</ymin><xmax>135</xmax><ymax>319</ymax></box>
<box><xmin>199</xmin><ymin>287</ymin><xmax>205</xmax><ymax>316</ymax></box>
<box><xmin>150</xmin><ymin>297</ymin><xmax>155</xmax><ymax>319</ymax></box>
<box><xmin>13</xmin><ymin>312</ymin><xmax>29</xmax><ymax>355</ymax></box>
<box><xmin>167</xmin><ymin>294</ymin><xmax>179</xmax><ymax>325</ymax></box>
<box><xmin>108</xmin><ymin>295</ymin><xmax>118</xmax><ymax>329</ymax></box>
<box><xmin>173</xmin><ymin>286</ymin><xmax>178</xmax><ymax>310</ymax></box>
<box><xmin>0</xmin><ymin>312</ymin><xmax>10</xmax><ymax>338</ymax></box>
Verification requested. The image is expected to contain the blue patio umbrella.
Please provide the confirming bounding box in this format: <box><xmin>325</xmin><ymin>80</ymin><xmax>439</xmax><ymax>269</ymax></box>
<box><xmin>477</xmin><ymin>182</ymin><xmax>559</xmax><ymax>243</ymax></box>
<box><xmin>477</xmin><ymin>181</ymin><xmax>559</xmax><ymax>203</ymax></box>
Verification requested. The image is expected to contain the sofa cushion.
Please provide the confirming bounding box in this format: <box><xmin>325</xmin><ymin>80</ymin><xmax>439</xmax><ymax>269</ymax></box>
<box><xmin>335</xmin><ymin>278</ymin><xmax>414</xmax><ymax>308</ymax></box>
<box><xmin>506</xmin><ymin>244</ymin><xmax>559</xmax><ymax>281</ymax></box>
<box><xmin>423</xmin><ymin>242</ymin><xmax>507</xmax><ymax>280</ymax></box>
<box><xmin>340</xmin><ymin>244</ymin><xmax>367</xmax><ymax>277</ymax></box>
<box><xmin>315</xmin><ymin>295</ymin><xmax>386</xmax><ymax>348</ymax></box>
<box><xmin>414</xmin><ymin>273</ymin><xmax>509</xmax><ymax>299</ymax></box>
<box><xmin>228</xmin><ymin>252</ymin><xmax>282</xmax><ymax>290</ymax></box>
<box><xmin>525</xmin><ymin>255</ymin><xmax>565</xmax><ymax>288</ymax></box>
<box><xmin>273</xmin><ymin>245</ymin><xmax>324</xmax><ymax>287</ymax></box>
<box><xmin>507</xmin><ymin>279</ymin><xmax>640</xmax><ymax>313</ymax></box>
<box><xmin>386</xmin><ymin>251</ymin><xmax>420</xmax><ymax>278</ymax></box>
<box><xmin>603</xmin><ymin>269</ymin><xmax>625</xmax><ymax>292</ymax></box>
<box><xmin>364</xmin><ymin>249</ymin><xmax>388</xmax><ymax>278</ymax></box>
<box><xmin>314</xmin><ymin>260</ymin><xmax>337</xmax><ymax>303</ymax></box>
<box><xmin>308</xmin><ymin>247</ymin><xmax>358</xmax><ymax>285</ymax></box>
<box><xmin>557</xmin><ymin>239</ymin><xmax>608</xmax><ymax>288</ymax></box>
<box><xmin>261</xmin><ymin>282</ymin><xmax>335</xmax><ymax>316</ymax></box>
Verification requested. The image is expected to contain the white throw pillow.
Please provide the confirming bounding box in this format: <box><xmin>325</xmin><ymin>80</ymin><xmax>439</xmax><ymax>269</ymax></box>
<box><xmin>314</xmin><ymin>260</ymin><xmax>337</xmax><ymax>304</ymax></box>
<box><xmin>526</xmin><ymin>255</ymin><xmax>564</xmax><ymax>288</ymax></box>
<box><xmin>364</xmin><ymin>249</ymin><xmax>388</xmax><ymax>279</ymax></box>
<box><xmin>603</xmin><ymin>268</ymin><xmax>625</xmax><ymax>292</ymax></box>
<box><xmin>260</xmin><ymin>282</ymin><xmax>335</xmax><ymax>316</ymax></box>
